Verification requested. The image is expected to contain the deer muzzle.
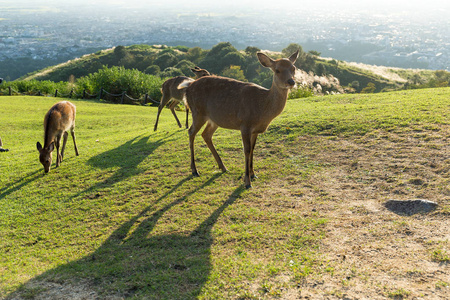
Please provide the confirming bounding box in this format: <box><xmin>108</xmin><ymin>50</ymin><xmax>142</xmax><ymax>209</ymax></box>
<box><xmin>287</xmin><ymin>79</ymin><xmax>295</xmax><ymax>88</ymax></box>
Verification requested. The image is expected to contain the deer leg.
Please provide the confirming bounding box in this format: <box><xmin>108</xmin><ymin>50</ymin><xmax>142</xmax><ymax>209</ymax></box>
<box><xmin>71</xmin><ymin>128</ymin><xmax>79</xmax><ymax>156</ymax></box>
<box><xmin>169</xmin><ymin>101</ymin><xmax>182</xmax><ymax>128</ymax></box>
<box><xmin>241</xmin><ymin>130</ymin><xmax>253</xmax><ymax>188</ymax></box>
<box><xmin>185</xmin><ymin>106</ymin><xmax>189</xmax><ymax>129</ymax></box>
<box><xmin>154</xmin><ymin>94</ymin><xmax>172</xmax><ymax>131</ymax></box>
<box><xmin>55</xmin><ymin>135</ymin><xmax>62</xmax><ymax>167</ymax></box>
<box><xmin>202</xmin><ymin>121</ymin><xmax>227</xmax><ymax>172</ymax></box>
<box><xmin>61</xmin><ymin>131</ymin><xmax>68</xmax><ymax>161</ymax></box>
<box><xmin>188</xmin><ymin>116</ymin><xmax>207</xmax><ymax>177</ymax></box>
<box><xmin>153</xmin><ymin>103</ymin><xmax>164</xmax><ymax>131</ymax></box>
<box><xmin>249</xmin><ymin>133</ymin><xmax>259</xmax><ymax>180</ymax></box>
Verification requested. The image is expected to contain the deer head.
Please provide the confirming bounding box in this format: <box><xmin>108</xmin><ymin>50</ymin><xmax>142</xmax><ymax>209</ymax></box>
<box><xmin>257</xmin><ymin>50</ymin><xmax>298</xmax><ymax>90</ymax></box>
<box><xmin>191</xmin><ymin>67</ymin><xmax>211</xmax><ymax>78</ymax></box>
<box><xmin>37</xmin><ymin>141</ymin><xmax>54</xmax><ymax>173</ymax></box>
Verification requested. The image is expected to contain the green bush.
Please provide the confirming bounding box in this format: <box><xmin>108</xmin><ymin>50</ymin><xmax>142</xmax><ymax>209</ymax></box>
<box><xmin>361</xmin><ymin>82</ymin><xmax>376</xmax><ymax>93</ymax></box>
<box><xmin>221</xmin><ymin>65</ymin><xmax>247</xmax><ymax>81</ymax></box>
<box><xmin>289</xmin><ymin>87</ymin><xmax>314</xmax><ymax>99</ymax></box>
<box><xmin>5</xmin><ymin>80</ymin><xmax>73</xmax><ymax>95</ymax></box>
<box><xmin>160</xmin><ymin>67</ymin><xmax>184</xmax><ymax>78</ymax></box>
<box><xmin>144</xmin><ymin>65</ymin><xmax>161</xmax><ymax>76</ymax></box>
<box><xmin>174</xmin><ymin>60</ymin><xmax>196</xmax><ymax>76</ymax></box>
<box><xmin>154</xmin><ymin>52</ymin><xmax>178</xmax><ymax>70</ymax></box>
<box><xmin>4</xmin><ymin>66</ymin><xmax>166</xmax><ymax>103</ymax></box>
<box><xmin>75</xmin><ymin>66</ymin><xmax>165</xmax><ymax>101</ymax></box>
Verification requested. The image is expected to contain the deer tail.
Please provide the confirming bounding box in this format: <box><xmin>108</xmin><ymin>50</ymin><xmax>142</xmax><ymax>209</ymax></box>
<box><xmin>177</xmin><ymin>78</ymin><xmax>194</xmax><ymax>109</ymax></box>
<box><xmin>177</xmin><ymin>78</ymin><xmax>194</xmax><ymax>90</ymax></box>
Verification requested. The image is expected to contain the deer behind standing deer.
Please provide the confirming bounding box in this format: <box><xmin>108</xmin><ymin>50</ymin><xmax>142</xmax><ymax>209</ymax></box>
<box><xmin>180</xmin><ymin>50</ymin><xmax>299</xmax><ymax>188</ymax></box>
<box><xmin>153</xmin><ymin>67</ymin><xmax>210</xmax><ymax>131</ymax></box>
<box><xmin>36</xmin><ymin>101</ymin><xmax>79</xmax><ymax>173</ymax></box>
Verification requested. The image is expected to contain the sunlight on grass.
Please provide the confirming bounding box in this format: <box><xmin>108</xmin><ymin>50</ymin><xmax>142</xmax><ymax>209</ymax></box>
<box><xmin>1</xmin><ymin>88</ymin><xmax>449</xmax><ymax>299</ymax></box>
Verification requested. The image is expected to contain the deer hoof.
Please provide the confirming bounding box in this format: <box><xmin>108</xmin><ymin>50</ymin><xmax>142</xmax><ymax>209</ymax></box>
<box><xmin>192</xmin><ymin>171</ymin><xmax>200</xmax><ymax>177</ymax></box>
<box><xmin>245</xmin><ymin>184</ymin><xmax>252</xmax><ymax>189</ymax></box>
<box><xmin>251</xmin><ymin>174</ymin><xmax>258</xmax><ymax>180</ymax></box>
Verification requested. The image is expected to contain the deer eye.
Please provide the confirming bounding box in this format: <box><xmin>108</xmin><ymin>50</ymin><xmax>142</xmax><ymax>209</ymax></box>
<box><xmin>275</xmin><ymin>69</ymin><xmax>280</xmax><ymax>74</ymax></box>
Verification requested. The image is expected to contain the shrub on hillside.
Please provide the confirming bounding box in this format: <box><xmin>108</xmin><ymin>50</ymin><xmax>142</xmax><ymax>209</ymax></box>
<box><xmin>200</xmin><ymin>42</ymin><xmax>242</xmax><ymax>74</ymax></box>
<box><xmin>160</xmin><ymin>67</ymin><xmax>184</xmax><ymax>78</ymax></box>
<box><xmin>288</xmin><ymin>86</ymin><xmax>314</xmax><ymax>99</ymax></box>
<box><xmin>154</xmin><ymin>52</ymin><xmax>178</xmax><ymax>70</ymax></box>
<box><xmin>75</xmin><ymin>66</ymin><xmax>165</xmax><ymax>101</ymax></box>
<box><xmin>6</xmin><ymin>80</ymin><xmax>73</xmax><ymax>95</ymax></box>
<box><xmin>361</xmin><ymin>82</ymin><xmax>376</xmax><ymax>93</ymax></box>
<box><xmin>221</xmin><ymin>65</ymin><xmax>247</xmax><ymax>81</ymax></box>
<box><xmin>403</xmin><ymin>69</ymin><xmax>450</xmax><ymax>90</ymax></box>
<box><xmin>174</xmin><ymin>60</ymin><xmax>196</xmax><ymax>76</ymax></box>
<box><xmin>144</xmin><ymin>65</ymin><xmax>160</xmax><ymax>76</ymax></box>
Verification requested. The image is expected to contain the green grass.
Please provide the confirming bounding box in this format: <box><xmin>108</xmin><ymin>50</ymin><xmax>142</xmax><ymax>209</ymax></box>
<box><xmin>386</xmin><ymin>288</ymin><xmax>411</xmax><ymax>299</ymax></box>
<box><xmin>431</xmin><ymin>248</ymin><xmax>450</xmax><ymax>263</ymax></box>
<box><xmin>0</xmin><ymin>88</ymin><xmax>449</xmax><ymax>299</ymax></box>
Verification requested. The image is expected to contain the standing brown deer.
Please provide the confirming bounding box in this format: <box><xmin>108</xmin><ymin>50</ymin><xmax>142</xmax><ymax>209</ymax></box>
<box><xmin>181</xmin><ymin>50</ymin><xmax>299</xmax><ymax>188</ymax></box>
<box><xmin>153</xmin><ymin>67</ymin><xmax>210</xmax><ymax>131</ymax></box>
<box><xmin>36</xmin><ymin>101</ymin><xmax>79</xmax><ymax>173</ymax></box>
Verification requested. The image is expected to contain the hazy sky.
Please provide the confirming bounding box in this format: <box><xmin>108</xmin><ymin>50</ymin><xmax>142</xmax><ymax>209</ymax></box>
<box><xmin>1</xmin><ymin>0</ymin><xmax>449</xmax><ymax>27</ymax></box>
<box><xmin>1</xmin><ymin>0</ymin><xmax>449</xmax><ymax>12</ymax></box>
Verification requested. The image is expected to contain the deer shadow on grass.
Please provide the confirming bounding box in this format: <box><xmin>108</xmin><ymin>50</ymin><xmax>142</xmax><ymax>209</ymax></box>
<box><xmin>69</xmin><ymin>133</ymin><xmax>175</xmax><ymax>201</ymax></box>
<box><xmin>7</xmin><ymin>175</ymin><xmax>244</xmax><ymax>299</ymax></box>
<box><xmin>1</xmin><ymin>133</ymin><xmax>168</xmax><ymax>203</ymax></box>
<box><xmin>87</xmin><ymin>133</ymin><xmax>160</xmax><ymax>178</ymax></box>
<box><xmin>0</xmin><ymin>169</ymin><xmax>41</xmax><ymax>200</ymax></box>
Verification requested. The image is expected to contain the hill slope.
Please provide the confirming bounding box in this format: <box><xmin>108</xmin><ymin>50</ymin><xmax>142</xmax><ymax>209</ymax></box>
<box><xmin>1</xmin><ymin>88</ymin><xmax>449</xmax><ymax>299</ymax></box>
<box><xmin>18</xmin><ymin>44</ymin><xmax>438</xmax><ymax>93</ymax></box>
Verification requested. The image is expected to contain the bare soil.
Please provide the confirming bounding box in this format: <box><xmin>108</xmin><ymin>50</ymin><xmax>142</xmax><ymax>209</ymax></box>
<box><xmin>290</xmin><ymin>126</ymin><xmax>449</xmax><ymax>299</ymax></box>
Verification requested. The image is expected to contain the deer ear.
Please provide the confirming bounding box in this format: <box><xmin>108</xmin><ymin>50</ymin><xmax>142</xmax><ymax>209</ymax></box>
<box><xmin>257</xmin><ymin>52</ymin><xmax>274</xmax><ymax>68</ymax></box>
<box><xmin>289</xmin><ymin>50</ymin><xmax>299</xmax><ymax>64</ymax></box>
<box><xmin>48</xmin><ymin>142</ymin><xmax>55</xmax><ymax>152</ymax></box>
<box><xmin>37</xmin><ymin>142</ymin><xmax>42</xmax><ymax>151</ymax></box>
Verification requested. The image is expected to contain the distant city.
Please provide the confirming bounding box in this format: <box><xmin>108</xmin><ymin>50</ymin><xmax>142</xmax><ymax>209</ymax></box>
<box><xmin>0</xmin><ymin>1</ymin><xmax>449</xmax><ymax>80</ymax></box>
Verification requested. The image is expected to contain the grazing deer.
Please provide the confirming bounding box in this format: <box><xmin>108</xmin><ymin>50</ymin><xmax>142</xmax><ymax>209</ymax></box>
<box><xmin>153</xmin><ymin>67</ymin><xmax>210</xmax><ymax>131</ymax></box>
<box><xmin>181</xmin><ymin>50</ymin><xmax>299</xmax><ymax>188</ymax></box>
<box><xmin>36</xmin><ymin>101</ymin><xmax>79</xmax><ymax>173</ymax></box>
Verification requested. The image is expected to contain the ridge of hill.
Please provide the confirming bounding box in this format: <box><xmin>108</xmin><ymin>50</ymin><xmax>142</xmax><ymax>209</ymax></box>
<box><xmin>18</xmin><ymin>43</ymin><xmax>439</xmax><ymax>93</ymax></box>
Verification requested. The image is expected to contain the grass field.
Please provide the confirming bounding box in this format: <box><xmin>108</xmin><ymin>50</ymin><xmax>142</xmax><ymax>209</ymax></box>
<box><xmin>0</xmin><ymin>88</ymin><xmax>449</xmax><ymax>299</ymax></box>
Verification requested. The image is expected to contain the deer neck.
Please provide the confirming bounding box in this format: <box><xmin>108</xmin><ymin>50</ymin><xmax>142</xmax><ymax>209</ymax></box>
<box><xmin>43</xmin><ymin>122</ymin><xmax>53</xmax><ymax>148</ymax></box>
<box><xmin>43</xmin><ymin>131</ymin><xmax>55</xmax><ymax>149</ymax></box>
<box><xmin>43</xmin><ymin>113</ymin><xmax>57</xmax><ymax>149</ymax></box>
<box><xmin>266</xmin><ymin>81</ymin><xmax>289</xmax><ymax>117</ymax></box>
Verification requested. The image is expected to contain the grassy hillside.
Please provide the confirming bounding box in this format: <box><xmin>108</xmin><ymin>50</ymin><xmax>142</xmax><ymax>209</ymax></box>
<box><xmin>1</xmin><ymin>88</ymin><xmax>449</xmax><ymax>299</ymax></box>
<box><xmin>18</xmin><ymin>44</ymin><xmax>440</xmax><ymax>93</ymax></box>
<box><xmin>315</xmin><ymin>59</ymin><xmax>401</xmax><ymax>92</ymax></box>
<box><xmin>19</xmin><ymin>45</ymin><xmax>157</xmax><ymax>82</ymax></box>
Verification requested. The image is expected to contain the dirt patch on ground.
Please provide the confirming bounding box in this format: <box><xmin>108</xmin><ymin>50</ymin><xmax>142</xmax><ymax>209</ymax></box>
<box><xmin>290</xmin><ymin>126</ymin><xmax>449</xmax><ymax>299</ymax></box>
